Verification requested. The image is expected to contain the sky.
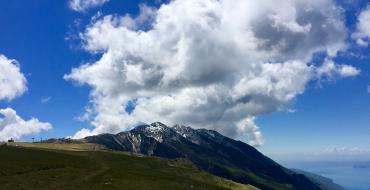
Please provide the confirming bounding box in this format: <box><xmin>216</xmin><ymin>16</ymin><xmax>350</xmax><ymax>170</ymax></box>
<box><xmin>0</xmin><ymin>0</ymin><xmax>369</xmax><ymax>161</ymax></box>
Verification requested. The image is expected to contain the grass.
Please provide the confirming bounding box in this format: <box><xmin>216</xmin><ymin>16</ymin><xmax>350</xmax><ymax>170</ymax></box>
<box><xmin>0</xmin><ymin>143</ymin><xmax>258</xmax><ymax>190</ymax></box>
<box><xmin>6</xmin><ymin>142</ymin><xmax>106</xmax><ymax>151</ymax></box>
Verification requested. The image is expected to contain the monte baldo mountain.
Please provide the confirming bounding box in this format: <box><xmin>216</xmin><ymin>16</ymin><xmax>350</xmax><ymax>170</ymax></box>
<box><xmin>84</xmin><ymin>122</ymin><xmax>321</xmax><ymax>190</ymax></box>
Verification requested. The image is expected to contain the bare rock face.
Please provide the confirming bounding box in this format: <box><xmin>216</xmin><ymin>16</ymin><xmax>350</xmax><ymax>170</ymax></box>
<box><xmin>85</xmin><ymin>122</ymin><xmax>321</xmax><ymax>190</ymax></box>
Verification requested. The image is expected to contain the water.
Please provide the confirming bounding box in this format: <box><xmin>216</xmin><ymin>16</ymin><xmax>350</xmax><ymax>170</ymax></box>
<box><xmin>283</xmin><ymin>161</ymin><xmax>370</xmax><ymax>190</ymax></box>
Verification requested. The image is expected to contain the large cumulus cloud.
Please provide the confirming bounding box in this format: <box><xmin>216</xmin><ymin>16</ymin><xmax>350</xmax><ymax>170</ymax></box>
<box><xmin>66</xmin><ymin>0</ymin><xmax>359</xmax><ymax>146</ymax></box>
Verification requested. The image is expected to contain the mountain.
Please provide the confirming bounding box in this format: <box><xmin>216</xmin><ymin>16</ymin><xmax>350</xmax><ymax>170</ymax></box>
<box><xmin>85</xmin><ymin>122</ymin><xmax>322</xmax><ymax>190</ymax></box>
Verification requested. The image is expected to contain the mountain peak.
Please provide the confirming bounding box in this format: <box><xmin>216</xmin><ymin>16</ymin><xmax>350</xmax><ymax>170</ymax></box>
<box><xmin>150</xmin><ymin>122</ymin><xmax>167</xmax><ymax>128</ymax></box>
<box><xmin>132</xmin><ymin>122</ymin><xmax>173</xmax><ymax>143</ymax></box>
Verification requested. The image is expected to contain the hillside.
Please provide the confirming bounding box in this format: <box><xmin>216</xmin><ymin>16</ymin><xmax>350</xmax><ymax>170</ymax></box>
<box><xmin>0</xmin><ymin>144</ymin><xmax>258</xmax><ymax>190</ymax></box>
<box><xmin>85</xmin><ymin>122</ymin><xmax>322</xmax><ymax>190</ymax></box>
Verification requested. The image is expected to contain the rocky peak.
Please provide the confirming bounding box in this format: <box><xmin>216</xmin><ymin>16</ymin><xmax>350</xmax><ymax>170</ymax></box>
<box><xmin>151</xmin><ymin>122</ymin><xmax>167</xmax><ymax>128</ymax></box>
<box><xmin>172</xmin><ymin>124</ymin><xmax>202</xmax><ymax>144</ymax></box>
<box><xmin>132</xmin><ymin>122</ymin><xmax>172</xmax><ymax>143</ymax></box>
<box><xmin>172</xmin><ymin>124</ymin><xmax>191</xmax><ymax>135</ymax></box>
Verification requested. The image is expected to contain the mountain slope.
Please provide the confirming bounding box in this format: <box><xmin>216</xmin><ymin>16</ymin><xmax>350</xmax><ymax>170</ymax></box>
<box><xmin>291</xmin><ymin>169</ymin><xmax>345</xmax><ymax>190</ymax></box>
<box><xmin>0</xmin><ymin>144</ymin><xmax>258</xmax><ymax>190</ymax></box>
<box><xmin>85</xmin><ymin>122</ymin><xmax>322</xmax><ymax>190</ymax></box>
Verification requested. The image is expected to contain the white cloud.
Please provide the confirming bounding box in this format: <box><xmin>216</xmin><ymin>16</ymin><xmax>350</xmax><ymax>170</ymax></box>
<box><xmin>286</xmin><ymin>109</ymin><xmax>297</xmax><ymax>113</ymax></box>
<box><xmin>235</xmin><ymin>117</ymin><xmax>264</xmax><ymax>146</ymax></box>
<box><xmin>40</xmin><ymin>96</ymin><xmax>52</xmax><ymax>103</ymax></box>
<box><xmin>269</xmin><ymin>146</ymin><xmax>370</xmax><ymax>162</ymax></box>
<box><xmin>0</xmin><ymin>55</ymin><xmax>52</xmax><ymax>141</ymax></box>
<box><xmin>324</xmin><ymin>146</ymin><xmax>368</xmax><ymax>155</ymax></box>
<box><xmin>0</xmin><ymin>108</ymin><xmax>52</xmax><ymax>141</ymax></box>
<box><xmin>69</xmin><ymin>0</ymin><xmax>109</xmax><ymax>12</ymax></box>
<box><xmin>316</xmin><ymin>59</ymin><xmax>360</xmax><ymax>79</ymax></box>
<box><xmin>71</xmin><ymin>128</ymin><xmax>94</xmax><ymax>139</ymax></box>
<box><xmin>65</xmin><ymin>0</ymin><xmax>357</xmax><ymax>146</ymax></box>
<box><xmin>353</xmin><ymin>5</ymin><xmax>370</xmax><ymax>46</ymax></box>
<box><xmin>0</xmin><ymin>54</ymin><xmax>27</xmax><ymax>101</ymax></box>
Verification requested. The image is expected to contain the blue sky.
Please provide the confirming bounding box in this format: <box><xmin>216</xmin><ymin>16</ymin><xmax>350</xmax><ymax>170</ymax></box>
<box><xmin>0</xmin><ymin>0</ymin><xmax>369</xmax><ymax>161</ymax></box>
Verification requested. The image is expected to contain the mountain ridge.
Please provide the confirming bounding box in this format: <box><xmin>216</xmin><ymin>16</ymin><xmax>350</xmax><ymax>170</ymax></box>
<box><xmin>84</xmin><ymin>122</ymin><xmax>322</xmax><ymax>190</ymax></box>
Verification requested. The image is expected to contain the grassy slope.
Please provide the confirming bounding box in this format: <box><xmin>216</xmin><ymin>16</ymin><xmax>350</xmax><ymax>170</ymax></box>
<box><xmin>0</xmin><ymin>143</ymin><xmax>258</xmax><ymax>190</ymax></box>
